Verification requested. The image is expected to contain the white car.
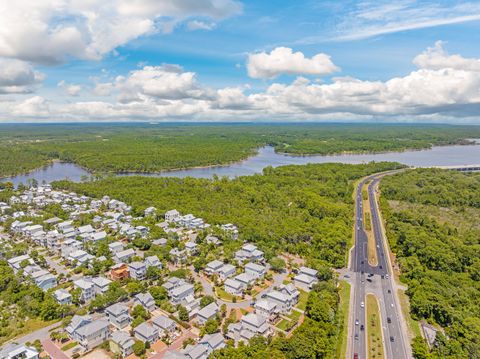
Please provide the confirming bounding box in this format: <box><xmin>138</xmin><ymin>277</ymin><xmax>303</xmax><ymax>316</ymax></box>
<box><xmin>360</xmin><ymin>301</ymin><xmax>365</xmax><ymax>308</ymax></box>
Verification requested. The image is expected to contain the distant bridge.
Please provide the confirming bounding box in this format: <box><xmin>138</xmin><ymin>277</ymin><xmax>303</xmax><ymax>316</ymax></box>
<box><xmin>433</xmin><ymin>165</ymin><xmax>480</xmax><ymax>172</ymax></box>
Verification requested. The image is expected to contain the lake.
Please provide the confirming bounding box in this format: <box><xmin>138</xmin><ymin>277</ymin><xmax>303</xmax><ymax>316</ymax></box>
<box><xmin>3</xmin><ymin>144</ymin><xmax>480</xmax><ymax>186</ymax></box>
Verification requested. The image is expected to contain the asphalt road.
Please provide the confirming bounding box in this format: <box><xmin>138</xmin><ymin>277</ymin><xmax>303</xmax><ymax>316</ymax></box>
<box><xmin>350</xmin><ymin>172</ymin><xmax>410</xmax><ymax>359</ymax></box>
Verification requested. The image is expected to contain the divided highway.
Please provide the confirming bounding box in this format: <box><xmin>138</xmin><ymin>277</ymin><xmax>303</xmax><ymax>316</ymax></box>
<box><xmin>349</xmin><ymin>172</ymin><xmax>411</xmax><ymax>359</ymax></box>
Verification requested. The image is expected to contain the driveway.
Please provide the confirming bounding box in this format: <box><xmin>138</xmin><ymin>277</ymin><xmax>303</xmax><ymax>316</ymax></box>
<box><xmin>42</xmin><ymin>339</ymin><xmax>69</xmax><ymax>359</ymax></box>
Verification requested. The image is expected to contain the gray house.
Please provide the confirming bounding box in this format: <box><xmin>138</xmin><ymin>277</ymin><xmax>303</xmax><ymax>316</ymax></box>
<box><xmin>106</xmin><ymin>303</ymin><xmax>131</xmax><ymax>329</ymax></box>
<box><xmin>197</xmin><ymin>302</ymin><xmax>219</xmax><ymax>325</ymax></box>
<box><xmin>134</xmin><ymin>322</ymin><xmax>159</xmax><ymax>343</ymax></box>
<box><xmin>152</xmin><ymin>315</ymin><xmax>177</xmax><ymax>335</ymax></box>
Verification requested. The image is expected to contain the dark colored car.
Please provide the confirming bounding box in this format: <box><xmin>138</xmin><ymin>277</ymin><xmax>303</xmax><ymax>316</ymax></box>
<box><xmin>354</xmin><ymin>354</ymin><xmax>358</xmax><ymax>359</ymax></box>
<box><xmin>390</xmin><ymin>336</ymin><xmax>395</xmax><ymax>342</ymax></box>
<box><xmin>387</xmin><ymin>317</ymin><xmax>392</xmax><ymax>323</ymax></box>
<box><xmin>360</xmin><ymin>324</ymin><xmax>364</xmax><ymax>331</ymax></box>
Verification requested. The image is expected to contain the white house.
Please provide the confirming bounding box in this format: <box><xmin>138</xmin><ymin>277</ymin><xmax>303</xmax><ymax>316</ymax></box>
<box><xmin>108</xmin><ymin>241</ymin><xmax>124</xmax><ymax>254</ymax></box>
<box><xmin>224</xmin><ymin>278</ymin><xmax>244</xmax><ymax>296</ymax></box>
<box><xmin>73</xmin><ymin>279</ymin><xmax>95</xmax><ymax>302</ymax></box>
<box><xmin>165</xmin><ymin>209</ymin><xmax>180</xmax><ymax>222</ymax></box>
<box><xmin>91</xmin><ymin>276</ymin><xmax>112</xmax><ymax>295</ymax></box>
<box><xmin>54</xmin><ymin>289</ymin><xmax>72</xmax><ymax>305</ymax></box>
<box><xmin>254</xmin><ymin>299</ymin><xmax>277</xmax><ymax>320</ymax></box>
<box><xmin>293</xmin><ymin>266</ymin><xmax>318</xmax><ymax>292</ymax></box>
<box><xmin>205</xmin><ymin>260</ymin><xmax>223</xmax><ymax>276</ymax></box>
<box><xmin>144</xmin><ymin>255</ymin><xmax>162</xmax><ymax>269</ymax></box>
<box><xmin>106</xmin><ymin>303</ymin><xmax>131</xmax><ymax>329</ymax></box>
<box><xmin>115</xmin><ymin>248</ymin><xmax>135</xmax><ymax>263</ymax></box>
<box><xmin>128</xmin><ymin>261</ymin><xmax>146</xmax><ymax>280</ymax></box>
<box><xmin>0</xmin><ymin>344</ymin><xmax>39</xmax><ymax>359</ymax></box>
<box><xmin>244</xmin><ymin>262</ymin><xmax>267</xmax><ymax>279</ymax></box>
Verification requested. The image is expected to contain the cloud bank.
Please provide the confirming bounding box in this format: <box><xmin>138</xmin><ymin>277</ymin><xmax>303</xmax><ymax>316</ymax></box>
<box><xmin>1</xmin><ymin>43</ymin><xmax>480</xmax><ymax>123</ymax></box>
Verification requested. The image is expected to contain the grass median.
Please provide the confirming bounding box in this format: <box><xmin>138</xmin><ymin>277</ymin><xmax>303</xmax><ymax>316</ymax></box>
<box><xmin>367</xmin><ymin>294</ymin><xmax>385</xmax><ymax>359</ymax></box>
<box><xmin>363</xmin><ymin>183</ymin><xmax>378</xmax><ymax>266</ymax></box>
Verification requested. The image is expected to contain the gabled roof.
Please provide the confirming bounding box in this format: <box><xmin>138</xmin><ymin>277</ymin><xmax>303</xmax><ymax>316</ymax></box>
<box><xmin>198</xmin><ymin>302</ymin><xmax>219</xmax><ymax>319</ymax></box>
<box><xmin>111</xmin><ymin>330</ymin><xmax>134</xmax><ymax>348</ymax></box>
<box><xmin>241</xmin><ymin>313</ymin><xmax>266</xmax><ymax>327</ymax></box>
<box><xmin>199</xmin><ymin>332</ymin><xmax>225</xmax><ymax>349</ymax></box>
<box><xmin>134</xmin><ymin>322</ymin><xmax>157</xmax><ymax>338</ymax></box>
<box><xmin>106</xmin><ymin>302</ymin><xmax>129</xmax><ymax>316</ymax></box>
<box><xmin>91</xmin><ymin>276</ymin><xmax>112</xmax><ymax>288</ymax></box>
<box><xmin>76</xmin><ymin>319</ymin><xmax>109</xmax><ymax>336</ymax></box>
<box><xmin>224</xmin><ymin>278</ymin><xmax>243</xmax><ymax>290</ymax></box>
<box><xmin>152</xmin><ymin>315</ymin><xmax>175</xmax><ymax>329</ymax></box>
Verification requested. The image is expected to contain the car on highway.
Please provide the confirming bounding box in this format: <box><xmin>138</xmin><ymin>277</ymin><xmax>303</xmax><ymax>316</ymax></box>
<box><xmin>360</xmin><ymin>301</ymin><xmax>364</xmax><ymax>308</ymax></box>
<box><xmin>360</xmin><ymin>324</ymin><xmax>364</xmax><ymax>331</ymax></box>
<box><xmin>355</xmin><ymin>333</ymin><xmax>359</xmax><ymax>340</ymax></box>
<box><xmin>387</xmin><ymin>289</ymin><xmax>391</xmax><ymax>293</ymax></box>
<box><xmin>354</xmin><ymin>354</ymin><xmax>358</xmax><ymax>359</ymax></box>
<box><xmin>355</xmin><ymin>319</ymin><xmax>359</xmax><ymax>326</ymax></box>
<box><xmin>385</xmin><ymin>274</ymin><xmax>389</xmax><ymax>278</ymax></box>
<box><xmin>390</xmin><ymin>336</ymin><xmax>395</xmax><ymax>342</ymax></box>
<box><xmin>387</xmin><ymin>317</ymin><xmax>392</xmax><ymax>323</ymax></box>
<box><xmin>366</xmin><ymin>278</ymin><xmax>372</xmax><ymax>282</ymax></box>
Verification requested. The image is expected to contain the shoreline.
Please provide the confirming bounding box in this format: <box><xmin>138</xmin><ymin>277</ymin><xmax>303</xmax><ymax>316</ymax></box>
<box><xmin>1</xmin><ymin>140</ymin><xmax>478</xmax><ymax>182</ymax></box>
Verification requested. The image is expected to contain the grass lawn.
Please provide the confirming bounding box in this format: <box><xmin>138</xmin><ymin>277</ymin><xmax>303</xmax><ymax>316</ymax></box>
<box><xmin>296</xmin><ymin>289</ymin><xmax>309</xmax><ymax>311</ymax></box>
<box><xmin>366</xmin><ymin>294</ymin><xmax>385</xmax><ymax>359</ymax></box>
<box><xmin>335</xmin><ymin>280</ymin><xmax>351</xmax><ymax>359</ymax></box>
<box><xmin>215</xmin><ymin>287</ymin><xmax>234</xmax><ymax>301</ymax></box>
<box><xmin>288</xmin><ymin>310</ymin><xmax>302</xmax><ymax>321</ymax></box>
<box><xmin>282</xmin><ymin>279</ymin><xmax>292</xmax><ymax>285</ymax></box>
<box><xmin>276</xmin><ymin>319</ymin><xmax>293</xmax><ymax>331</ymax></box>
<box><xmin>0</xmin><ymin>318</ymin><xmax>60</xmax><ymax>345</ymax></box>
<box><xmin>61</xmin><ymin>341</ymin><xmax>78</xmax><ymax>351</ymax></box>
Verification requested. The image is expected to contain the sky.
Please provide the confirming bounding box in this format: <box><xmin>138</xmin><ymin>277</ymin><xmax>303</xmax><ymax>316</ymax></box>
<box><xmin>1</xmin><ymin>0</ymin><xmax>480</xmax><ymax>123</ymax></box>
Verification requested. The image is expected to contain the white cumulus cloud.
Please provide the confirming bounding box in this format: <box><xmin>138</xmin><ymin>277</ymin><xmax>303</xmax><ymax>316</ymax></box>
<box><xmin>0</xmin><ymin>59</ymin><xmax>44</xmax><ymax>94</ymax></box>
<box><xmin>58</xmin><ymin>80</ymin><xmax>82</xmax><ymax>97</ymax></box>
<box><xmin>413</xmin><ymin>41</ymin><xmax>480</xmax><ymax>71</ymax></box>
<box><xmin>0</xmin><ymin>0</ymin><xmax>242</xmax><ymax>65</ymax></box>
<box><xmin>247</xmin><ymin>47</ymin><xmax>340</xmax><ymax>79</ymax></box>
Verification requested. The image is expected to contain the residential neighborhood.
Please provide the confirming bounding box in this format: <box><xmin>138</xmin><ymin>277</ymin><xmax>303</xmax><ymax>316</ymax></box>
<box><xmin>0</xmin><ymin>184</ymin><xmax>317</xmax><ymax>358</ymax></box>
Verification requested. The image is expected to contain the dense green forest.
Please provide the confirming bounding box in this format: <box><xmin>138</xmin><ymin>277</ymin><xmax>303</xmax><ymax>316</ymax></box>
<box><xmin>1</xmin><ymin>123</ymin><xmax>479</xmax><ymax>177</ymax></box>
<box><xmin>380</xmin><ymin>169</ymin><xmax>480</xmax><ymax>358</ymax></box>
<box><xmin>53</xmin><ymin>162</ymin><xmax>402</xmax><ymax>269</ymax></box>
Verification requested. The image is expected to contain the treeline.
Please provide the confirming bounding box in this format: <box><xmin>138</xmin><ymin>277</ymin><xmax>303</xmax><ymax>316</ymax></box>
<box><xmin>2</xmin><ymin>123</ymin><xmax>480</xmax><ymax>177</ymax></box>
<box><xmin>380</xmin><ymin>169</ymin><xmax>480</xmax><ymax>358</ymax></box>
<box><xmin>54</xmin><ymin>162</ymin><xmax>402</xmax><ymax>269</ymax></box>
<box><xmin>211</xmin><ymin>280</ymin><xmax>342</xmax><ymax>359</ymax></box>
<box><xmin>0</xmin><ymin>260</ymin><xmax>68</xmax><ymax>344</ymax></box>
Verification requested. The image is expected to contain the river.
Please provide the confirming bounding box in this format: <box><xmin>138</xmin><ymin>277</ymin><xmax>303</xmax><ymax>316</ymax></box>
<box><xmin>3</xmin><ymin>144</ymin><xmax>480</xmax><ymax>186</ymax></box>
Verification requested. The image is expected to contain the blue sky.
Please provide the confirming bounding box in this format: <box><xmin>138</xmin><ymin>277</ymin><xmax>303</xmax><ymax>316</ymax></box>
<box><xmin>1</xmin><ymin>0</ymin><xmax>480</xmax><ymax>122</ymax></box>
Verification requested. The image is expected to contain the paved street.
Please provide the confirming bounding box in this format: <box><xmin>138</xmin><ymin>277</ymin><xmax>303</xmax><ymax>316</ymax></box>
<box><xmin>348</xmin><ymin>171</ymin><xmax>411</xmax><ymax>359</ymax></box>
